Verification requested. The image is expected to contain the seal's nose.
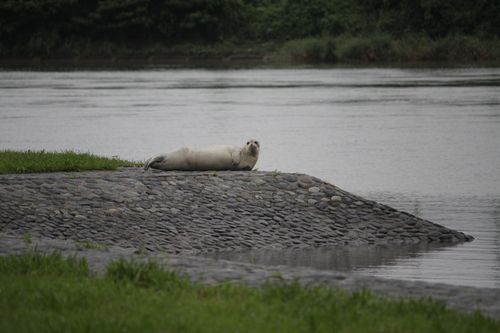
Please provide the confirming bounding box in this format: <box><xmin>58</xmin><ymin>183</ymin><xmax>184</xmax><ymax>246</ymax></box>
<box><xmin>249</xmin><ymin>143</ymin><xmax>258</xmax><ymax>153</ymax></box>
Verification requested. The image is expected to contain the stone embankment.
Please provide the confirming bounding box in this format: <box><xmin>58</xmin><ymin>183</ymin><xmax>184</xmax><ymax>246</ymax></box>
<box><xmin>0</xmin><ymin>168</ymin><xmax>471</xmax><ymax>254</ymax></box>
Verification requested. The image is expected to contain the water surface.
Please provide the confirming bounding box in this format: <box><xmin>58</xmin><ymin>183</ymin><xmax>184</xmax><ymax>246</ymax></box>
<box><xmin>1</xmin><ymin>68</ymin><xmax>499</xmax><ymax>287</ymax></box>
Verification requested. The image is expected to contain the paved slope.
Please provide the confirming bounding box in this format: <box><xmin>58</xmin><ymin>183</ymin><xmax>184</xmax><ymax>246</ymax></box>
<box><xmin>0</xmin><ymin>168</ymin><xmax>472</xmax><ymax>254</ymax></box>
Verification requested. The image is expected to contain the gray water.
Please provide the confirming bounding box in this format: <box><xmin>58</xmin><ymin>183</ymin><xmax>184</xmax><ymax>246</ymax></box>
<box><xmin>1</xmin><ymin>68</ymin><xmax>499</xmax><ymax>288</ymax></box>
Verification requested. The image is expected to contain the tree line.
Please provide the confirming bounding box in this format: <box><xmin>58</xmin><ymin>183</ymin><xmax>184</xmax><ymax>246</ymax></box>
<box><xmin>0</xmin><ymin>0</ymin><xmax>498</xmax><ymax>56</ymax></box>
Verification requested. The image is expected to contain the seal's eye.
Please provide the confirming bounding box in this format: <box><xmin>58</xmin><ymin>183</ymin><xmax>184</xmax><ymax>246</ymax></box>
<box><xmin>255</xmin><ymin>141</ymin><xmax>259</xmax><ymax>146</ymax></box>
<box><xmin>246</xmin><ymin>141</ymin><xmax>250</xmax><ymax>145</ymax></box>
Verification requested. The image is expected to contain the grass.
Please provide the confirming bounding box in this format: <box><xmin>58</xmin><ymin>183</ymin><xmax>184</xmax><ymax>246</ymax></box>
<box><xmin>270</xmin><ymin>169</ymin><xmax>281</xmax><ymax>176</ymax></box>
<box><xmin>0</xmin><ymin>252</ymin><xmax>499</xmax><ymax>333</ymax></box>
<box><xmin>0</xmin><ymin>150</ymin><xmax>140</xmax><ymax>174</ymax></box>
<box><xmin>22</xmin><ymin>232</ymin><xmax>32</xmax><ymax>244</ymax></box>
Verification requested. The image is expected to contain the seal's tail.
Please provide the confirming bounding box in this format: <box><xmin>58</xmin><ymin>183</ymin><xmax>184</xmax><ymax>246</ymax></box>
<box><xmin>143</xmin><ymin>158</ymin><xmax>151</xmax><ymax>170</ymax></box>
<box><xmin>144</xmin><ymin>155</ymin><xmax>165</xmax><ymax>171</ymax></box>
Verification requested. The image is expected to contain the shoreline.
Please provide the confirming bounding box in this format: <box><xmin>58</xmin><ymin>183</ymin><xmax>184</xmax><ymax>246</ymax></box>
<box><xmin>2</xmin><ymin>233</ymin><xmax>500</xmax><ymax>319</ymax></box>
<box><xmin>1</xmin><ymin>55</ymin><xmax>499</xmax><ymax>70</ymax></box>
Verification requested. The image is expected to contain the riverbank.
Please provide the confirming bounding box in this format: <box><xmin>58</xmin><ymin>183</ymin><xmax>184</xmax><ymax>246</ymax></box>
<box><xmin>3</xmin><ymin>57</ymin><xmax>499</xmax><ymax>70</ymax></box>
<box><xmin>2</xmin><ymin>36</ymin><xmax>500</xmax><ymax>69</ymax></box>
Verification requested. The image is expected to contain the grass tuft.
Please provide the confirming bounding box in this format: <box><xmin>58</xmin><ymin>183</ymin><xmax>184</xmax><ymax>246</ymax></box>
<box><xmin>0</xmin><ymin>251</ymin><xmax>88</xmax><ymax>278</ymax></box>
<box><xmin>0</xmin><ymin>150</ymin><xmax>140</xmax><ymax>174</ymax></box>
<box><xmin>106</xmin><ymin>259</ymin><xmax>191</xmax><ymax>291</ymax></box>
<box><xmin>270</xmin><ymin>169</ymin><xmax>281</xmax><ymax>176</ymax></box>
<box><xmin>22</xmin><ymin>232</ymin><xmax>32</xmax><ymax>244</ymax></box>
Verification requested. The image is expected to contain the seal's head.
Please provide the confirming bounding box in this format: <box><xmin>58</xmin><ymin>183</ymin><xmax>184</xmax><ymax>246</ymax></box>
<box><xmin>244</xmin><ymin>139</ymin><xmax>260</xmax><ymax>157</ymax></box>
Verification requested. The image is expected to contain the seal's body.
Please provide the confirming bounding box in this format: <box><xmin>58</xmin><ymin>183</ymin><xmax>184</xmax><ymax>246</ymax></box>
<box><xmin>144</xmin><ymin>140</ymin><xmax>259</xmax><ymax>171</ymax></box>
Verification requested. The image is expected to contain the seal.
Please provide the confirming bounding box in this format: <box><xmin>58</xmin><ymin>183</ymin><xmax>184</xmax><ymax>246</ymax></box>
<box><xmin>144</xmin><ymin>140</ymin><xmax>260</xmax><ymax>171</ymax></box>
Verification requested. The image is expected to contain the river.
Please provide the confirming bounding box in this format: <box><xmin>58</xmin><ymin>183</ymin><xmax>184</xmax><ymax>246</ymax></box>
<box><xmin>1</xmin><ymin>68</ymin><xmax>499</xmax><ymax>288</ymax></box>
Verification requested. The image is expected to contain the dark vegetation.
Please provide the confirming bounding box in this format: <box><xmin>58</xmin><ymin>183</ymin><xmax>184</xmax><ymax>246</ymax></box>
<box><xmin>0</xmin><ymin>0</ymin><xmax>499</xmax><ymax>64</ymax></box>
<box><xmin>1</xmin><ymin>251</ymin><xmax>499</xmax><ymax>332</ymax></box>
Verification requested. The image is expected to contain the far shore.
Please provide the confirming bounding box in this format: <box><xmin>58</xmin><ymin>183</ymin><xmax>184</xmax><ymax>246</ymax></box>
<box><xmin>1</xmin><ymin>54</ymin><xmax>499</xmax><ymax>70</ymax></box>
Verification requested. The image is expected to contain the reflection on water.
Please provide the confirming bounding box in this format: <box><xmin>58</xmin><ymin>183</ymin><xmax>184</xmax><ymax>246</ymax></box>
<box><xmin>209</xmin><ymin>243</ymin><xmax>452</xmax><ymax>272</ymax></box>
<box><xmin>1</xmin><ymin>68</ymin><xmax>499</xmax><ymax>288</ymax></box>
<box><xmin>360</xmin><ymin>193</ymin><xmax>500</xmax><ymax>288</ymax></box>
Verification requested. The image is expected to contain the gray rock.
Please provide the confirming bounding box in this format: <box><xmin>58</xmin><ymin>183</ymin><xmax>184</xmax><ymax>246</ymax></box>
<box><xmin>308</xmin><ymin>186</ymin><xmax>320</xmax><ymax>193</ymax></box>
<box><xmin>331</xmin><ymin>196</ymin><xmax>342</xmax><ymax>203</ymax></box>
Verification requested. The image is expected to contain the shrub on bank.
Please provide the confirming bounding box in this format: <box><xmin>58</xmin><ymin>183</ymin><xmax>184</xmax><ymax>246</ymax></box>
<box><xmin>281</xmin><ymin>37</ymin><xmax>337</xmax><ymax>63</ymax></box>
<box><xmin>279</xmin><ymin>35</ymin><xmax>500</xmax><ymax>64</ymax></box>
<box><xmin>335</xmin><ymin>34</ymin><xmax>395</xmax><ymax>62</ymax></box>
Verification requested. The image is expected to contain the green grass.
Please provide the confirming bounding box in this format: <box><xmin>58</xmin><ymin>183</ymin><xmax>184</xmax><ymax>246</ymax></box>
<box><xmin>0</xmin><ymin>150</ymin><xmax>140</xmax><ymax>174</ymax></box>
<box><xmin>270</xmin><ymin>169</ymin><xmax>281</xmax><ymax>176</ymax></box>
<box><xmin>22</xmin><ymin>232</ymin><xmax>32</xmax><ymax>244</ymax></box>
<box><xmin>0</xmin><ymin>252</ymin><xmax>499</xmax><ymax>333</ymax></box>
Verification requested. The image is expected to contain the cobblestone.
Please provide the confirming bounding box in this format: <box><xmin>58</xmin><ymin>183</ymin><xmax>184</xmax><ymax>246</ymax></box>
<box><xmin>0</xmin><ymin>168</ymin><xmax>473</xmax><ymax>255</ymax></box>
